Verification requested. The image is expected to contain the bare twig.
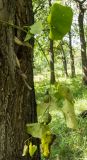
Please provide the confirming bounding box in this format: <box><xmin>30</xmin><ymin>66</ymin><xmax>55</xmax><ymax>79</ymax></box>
<box><xmin>73</xmin><ymin>0</ymin><xmax>87</xmax><ymax>4</ymax></box>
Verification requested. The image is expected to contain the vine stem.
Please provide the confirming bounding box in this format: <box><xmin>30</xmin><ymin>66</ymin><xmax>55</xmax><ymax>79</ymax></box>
<box><xmin>0</xmin><ymin>19</ymin><xmax>27</xmax><ymax>33</ymax></box>
<box><xmin>35</xmin><ymin>38</ymin><xmax>50</xmax><ymax>66</ymax></box>
<box><xmin>24</xmin><ymin>137</ymin><xmax>32</xmax><ymax>144</ymax></box>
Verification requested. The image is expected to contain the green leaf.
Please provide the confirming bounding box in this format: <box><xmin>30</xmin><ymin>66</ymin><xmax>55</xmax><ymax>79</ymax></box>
<box><xmin>62</xmin><ymin>99</ymin><xmax>78</xmax><ymax>129</ymax></box>
<box><xmin>39</xmin><ymin>111</ymin><xmax>52</xmax><ymax>125</ymax></box>
<box><xmin>26</xmin><ymin>123</ymin><xmax>49</xmax><ymax>138</ymax></box>
<box><xmin>48</xmin><ymin>3</ymin><xmax>73</xmax><ymax>40</ymax></box>
<box><xmin>24</xmin><ymin>31</ymin><xmax>32</xmax><ymax>42</ymax></box>
<box><xmin>37</xmin><ymin>103</ymin><xmax>49</xmax><ymax>117</ymax></box>
<box><xmin>30</xmin><ymin>21</ymin><xmax>43</xmax><ymax>34</ymax></box>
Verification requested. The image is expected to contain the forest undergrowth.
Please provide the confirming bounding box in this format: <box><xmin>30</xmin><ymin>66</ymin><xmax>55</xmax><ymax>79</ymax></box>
<box><xmin>35</xmin><ymin>73</ymin><xmax>87</xmax><ymax>160</ymax></box>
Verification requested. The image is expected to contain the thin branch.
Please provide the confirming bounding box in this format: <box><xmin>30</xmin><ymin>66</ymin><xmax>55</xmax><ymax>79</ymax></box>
<box><xmin>35</xmin><ymin>39</ymin><xmax>50</xmax><ymax>66</ymax></box>
<box><xmin>73</xmin><ymin>0</ymin><xmax>81</xmax><ymax>3</ymax></box>
<box><xmin>81</xmin><ymin>0</ymin><xmax>87</xmax><ymax>4</ymax></box>
<box><xmin>0</xmin><ymin>19</ymin><xmax>27</xmax><ymax>33</ymax></box>
<box><xmin>73</xmin><ymin>0</ymin><xmax>87</xmax><ymax>4</ymax></box>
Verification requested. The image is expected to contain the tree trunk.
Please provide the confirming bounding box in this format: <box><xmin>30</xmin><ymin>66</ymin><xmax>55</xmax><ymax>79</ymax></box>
<box><xmin>49</xmin><ymin>39</ymin><xmax>55</xmax><ymax>84</ymax></box>
<box><xmin>48</xmin><ymin>0</ymin><xmax>55</xmax><ymax>84</ymax></box>
<box><xmin>68</xmin><ymin>31</ymin><xmax>75</xmax><ymax>77</ymax></box>
<box><xmin>78</xmin><ymin>3</ymin><xmax>87</xmax><ymax>84</ymax></box>
<box><xmin>60</xmin><ymin>42</ymin><xmax>68</xmax><ymax>77</ymax></box>
<box><xmin>0</xmin><ymin>0</ymin><xmax>40</xmax><ymax>160</ymax></box>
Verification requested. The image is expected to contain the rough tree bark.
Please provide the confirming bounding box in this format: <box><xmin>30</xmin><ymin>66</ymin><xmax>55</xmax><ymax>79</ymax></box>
<box><xmin>74</xmin><ymin>0</ymin><xmax>87</xmax><ymax>84</ymax></box>
<box><xmin>78</xmin><ymin>2</ymin><xmax>87</xmax><ymax>84</ymax></box>
<box><xmin>0</xmin><ymin>0</ymin><xmax>40</xmax><ymax>160</ymax></box>
<box><xmin>49</xmin><ymin>40</ymin><xmax>55</xmax><ymax>84</ymax></box>
<box><xmin>68</xmin><ymin>31</ymin><xmax>75</xmax><ymax>77</ymax></box>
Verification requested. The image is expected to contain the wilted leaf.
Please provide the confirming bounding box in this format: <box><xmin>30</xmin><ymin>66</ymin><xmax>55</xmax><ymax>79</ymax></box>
<box><xmin>14</xmin><ymin>36</ymin><xmax>23</xmax><ymax>45</ymax></box>
<box><xmin>22</xmin><ymin>144</ymin><xmax>28</xmax><ymax>156</ymax></box>
<box><xmin>26</xmin><ymin>123</ymin><xmax>50</xmax><ymax>138</ymax></box>
<box><xmin>16</xmin><ymin>56</ymin><xmax>20</xmax><ymax>68</ymax></box>
<box><xmin>29</xmin><ymin>142</ymin><xmax>37</xmax><ymax>157</ymax></box>
<box><xmin>14</xmin><ymin>36</ymin><xmax>32</xmax><ymax>48</ymax></box>
<box><xmin>41</xmin><ymin>131</ymin><xmax>56</xmax><ymax>158</ymax></box>
<box><xmin>62</xmin><ymin>99</ymin><xmax>78</xmax><ymax>129</ymax></box>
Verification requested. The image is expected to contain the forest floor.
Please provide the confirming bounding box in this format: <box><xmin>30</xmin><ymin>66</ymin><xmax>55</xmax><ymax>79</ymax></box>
<box><xmin>35</xmin><ymin>73</ymin><xmax>87</xmax><ymax>160</ymax></box>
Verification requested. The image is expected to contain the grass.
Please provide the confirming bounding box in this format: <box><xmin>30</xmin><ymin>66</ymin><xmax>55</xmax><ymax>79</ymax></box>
<box><xmin>34</xmin><ymin>73</ymin><xmax>87</xmax><ymax>160</ymax></box>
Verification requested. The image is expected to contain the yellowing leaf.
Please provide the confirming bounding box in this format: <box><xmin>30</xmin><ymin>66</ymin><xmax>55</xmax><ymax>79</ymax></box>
<box><xmin>22</xmin><ymin>144</ymin><xmax>28</xmax><ymax>156</ymax></box>
<box><xmin>16</xmin><ymin>56</ymin><xmax>20</xmax><ymax>68</ymax></box>
<box><xmin>29</xmin><ymin>142</ymin><xmax>37</xmax><ymax>157</ymax></box>
<box><xmin>43</xmin><ymin>143</ymin><xmax>50</xmax><ymax>158</ymax></box>
<box><xmin>62</xmin><ymin>99</ymin><xmax>78</xmax><ymax>129</ymax></box>
<box><xmin>14</xmin><ymin>36</ymin><xmax>23</xmax><ymax>45</ymax></box>
<box><xmin>14</xmin><ymin>36</ymin><xmax>32</xmax><ymax>48</ymax></box>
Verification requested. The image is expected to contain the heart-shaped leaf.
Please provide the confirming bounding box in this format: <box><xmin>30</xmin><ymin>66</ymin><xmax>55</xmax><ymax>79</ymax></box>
<box><xmin>29</xmin><ymin>142</ymin><xmax>37</xmax><ymax>157</ymax></box>
<box><xmin>48</xmin><ymin>3</ymin><xmax>73</xmax><ymax>40</ymax></box>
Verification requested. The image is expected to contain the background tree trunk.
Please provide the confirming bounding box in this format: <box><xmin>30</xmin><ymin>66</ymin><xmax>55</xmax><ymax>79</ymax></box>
<box><xmin>48</xmin><ymin>0</ymin><xmax>55</xmax><ymax>84</ymax></box>
<box><xmin>74</xmin><ymin>0</ymin><xmax>87</xmax><ymax>84</ymax></box>
<box><xmin>60</xmin><ymin>42</ymin><xmax>68</xmax><ymax>77</ymax></box>
<box><xmin>78</xmin><ymin>3</ymin><xmax>87</xmax><ymax>84</ymax></box>
<box><xmin>0</xmin><ymin>0</ymin><xmax>40</xmax><ymax>160</ymax></box>
<box><xmin>68</xmin><ymin>31</ymin><xmax>75</xmax><ymax>77</ymax></box>
<box><xmin>49</xmin><ymin>39</ymin><xmax>55</xmax><ymax>84</ymax></box>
